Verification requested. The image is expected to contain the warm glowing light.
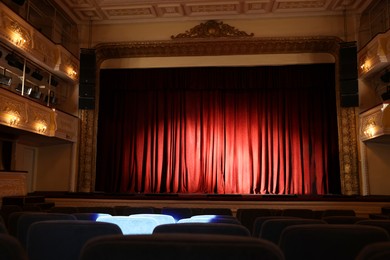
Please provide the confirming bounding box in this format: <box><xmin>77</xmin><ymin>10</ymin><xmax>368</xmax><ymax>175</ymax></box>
<box><xmin>12</xmin><ymin>33</ymin><xmax>26</xmax><ymax>46</ymax></box>
<box><xmin>67</xmin><ymin>67</ymin><xmax>77</xmax><ymax>79</ymax></box>
<box><xmin>7</xmin><ymin>113</ymin><xmax>20</xmax><ymax>126</ymax></box>
<box><xmin>382</xmin><ymin>103</ymin><xmax>389</xmax><ymax>111</ymax></box>
<box><xmin>363</xmin><ymin>121</ymin><xmax>378</xmax><ymax>138</ymax></box>
<box><xmin>35</xmin><ymin>120</ymin><xmax>47</xmax><ymax>133</ymax></box>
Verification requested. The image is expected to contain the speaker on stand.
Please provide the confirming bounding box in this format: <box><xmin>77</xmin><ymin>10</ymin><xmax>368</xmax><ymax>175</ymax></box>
<box><xmin>339</xmin><ymin>42</ymin><xmax>359</xmax><ymax>107</ymax></box>
<box><xmin>79</xmin><ymin>49</ymin><xmax>96</xmax><ymax>109</ymax></box>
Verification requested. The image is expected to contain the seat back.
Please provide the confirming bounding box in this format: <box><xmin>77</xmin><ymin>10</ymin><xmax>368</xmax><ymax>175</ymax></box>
<box><xmin>0</xmin><ymin>234</ymin><xmax>28</xmax><ymax>260</ymax></box>
<box><xmin>236</xmin><ymin>208</ymin><xmax>273</xmax><ymax>232</ymax></box>
<box><xmin>16</xmin><ymin>213</ymin><xmax>77</xmax><ymax>248</ymax></box>
<box><xmin>259</xmin><ymin>218</ymin><xmax>326</xmax><ymax>244</ymax></box>
<box><xmin>279</xmin><ymin>224</ymin><xmax>390</xmax><ymax>260</ymax></box>
<box><xmin>281</xmin><ymin>209</ymin><xmax>314</xmax><ymax>219</ymax></box>
<box><xmin>128</xmin><ymin>214</ymin><xmax>176</xmax><ymax>225</ymax></box>
<box><xmin>80</xmin><ymin>233</ymin><xmax>285</xmax><ymax>260</ymax></box>
<box><xmin>26</xmin><ymin>220</ymin><xmax>122</xmax><ymax>260</ymax></box>
<box><xmin>356</xmin><ymin>219</ymin><xmax>390</xmax><ymax>235</ymax></box>
<box><xmin>321</xmin><ymin>209</ymin><xmax>356</xmax><ymax>217</ymax></box>
<box><xmin>322</xmin><ymin>216</ymin><xmax>368</xmax><ymax>224</ymax></box>
<box><xmin>252</xmin><ymin>216</ymin><xmax>298</xmax><ymax>237</ymax></box>
<box><xmin>161</xmin><ymin>207</ymin><xmax>193</xmax><ymax>221</ymax></box>
<box><xmin>153</xmin><ymin>223</ymin><xmax>251</xmax><ymax>237</ymax></box>
<box><xmin>356</xmin><ymin>241</ymin><xmax>390</xmax><ymax>260</ymax></box>
<box><xmin>178</xmin><ymin>215</ymin><xmax>240</xmax><ymax>224</ymax></box>
<box><xmin>97</xmin><ymin>216</ymin><xmax>159</xmax><ymax>234</ymax></box>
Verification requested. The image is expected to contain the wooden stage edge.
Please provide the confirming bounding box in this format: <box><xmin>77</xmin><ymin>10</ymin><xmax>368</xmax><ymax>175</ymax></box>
<box><xmin>32</xmin><ymin>192</ymin><xmax>390</xmax><ymax>218</ymax></box>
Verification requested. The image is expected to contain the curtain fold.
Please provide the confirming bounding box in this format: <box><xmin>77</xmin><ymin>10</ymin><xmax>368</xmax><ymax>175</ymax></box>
<box><xmin>96</xmin><ymin>64</ymin><xmax>340</xmax><ymax>195</ymax></box>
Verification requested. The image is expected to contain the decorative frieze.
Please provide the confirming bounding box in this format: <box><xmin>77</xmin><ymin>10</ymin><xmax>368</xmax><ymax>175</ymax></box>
<box><xmin>0</xmin><ymin>87</ymin><xmax>78</xmax><ymax>142</ymax></box>
<box><xmin>360</xmin><ymin>103</ymin><xmax>390</xmax><ymax>142</ymax></box>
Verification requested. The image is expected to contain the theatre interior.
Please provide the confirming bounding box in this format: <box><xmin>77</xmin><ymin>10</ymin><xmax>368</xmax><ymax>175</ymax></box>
<box><xmin>1</xmin><ymin>0</ymin><xmax>390</xmax><ymax>259</ymax></box>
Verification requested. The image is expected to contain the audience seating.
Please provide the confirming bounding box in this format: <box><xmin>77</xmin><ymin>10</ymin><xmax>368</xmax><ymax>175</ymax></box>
<box><xmin>153</xmin><ymin>223</ymin><xmax>251</xmax><ymax>237</ymax></box>
<box><xmin>79</xmin><ymin>233</ymin><xmax>285</xmax><ymax>260</ymax></box>
<box><xmin>72</xmin><ymin>213</ymin><xmax>111</xmax><ymax>221</ymax></box>
<box><xmin>16</xmin><ymin>212</ymin><xmax>77</xmax><ymax>248</ymax></box>
<box><xmin>47</xmin><ymin>206</ymin><xmax>79</xmax><ymax>214</ymax></box>
<box><xmin>97</xmin><ymin>215</ymin><xmax>159</xmax><ymax>234</ymax></box>
<box><xmin>259</xmin><ymin>218</ymin><xmax>327</xmax><ymax>244</ymax></box>
<box><xmin>178</xmin><ymin>214</ymin><xmax>240</xmax><ymax>224</ymax></box>
<box><xmin>201</xmin><ymin>208</ymin><xmax>233</xmax><ymax>216</ymax></box>
<box><xmin>356</xmin><ymin>219</ymin><xmax>390</xmax><ymax>235</ymax></box>
<box><xmin>321</xmin><ymin>209</ymin><xmax>356</xmax><ymax>217</ymax></box>
<box><xmin>76</xmin><ymin>206</ymin><xmax>116</xmax><ymax>215</ymax></box>
<box><xmin>161</xmin><ymin>207</ymin><xmax>193</xmax><ymax>221</ymax></box>
<box><xmin>356</xmin><ymin>241</ymin><xmax>390</xmax><ymax>260</ymax></box>
<box><xmin>281</xmin><ymin>209</ymin><xmax>314</xmax><ymax>219</ymax></box>
<box><xmin>128</xmin><ymin>213</ymin><xmax>176</xmax><ymax>225</ymax></box>
<box><xmin>26</xmin><ymin>220</ymin><xmax>122</xmax><ymax>260</ymax></box>
<box><xmin>236</xmin><ymin>208</ymin><xmax>273</xmax><ymax>232</ymax></box>
<box><xmin>0</xmin><ymin>221</ymin><xmax>8</xmax><ymax>234</ymax></box>
<box><xmin>322</xmin><ymin>216</ymin><xmax>368</xmax><ymax>224</ymax></box>
<box><xmin>279</xmin><ymin>224</ymin><xmax>390</xmax><ymax>260</ymax></box>
<box><xmin>252</xmin><ymin>216</ymin><xmax>298</xmax><ymax>237</ymax></box>
<box><xmin>0</xmin><ymin>234</ymin><xmax>28</xmax><ymax>260</ymax></box>
<box><xmin>114</xmin><ymin>206</ymin><xmax>156</xmax><ymax>215</ymax></box>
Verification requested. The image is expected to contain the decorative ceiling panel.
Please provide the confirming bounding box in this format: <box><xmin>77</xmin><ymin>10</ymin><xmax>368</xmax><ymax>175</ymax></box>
<box><xmin>53</xmin><ymin>0</ymin><xmax>374</xmax><ymax>24</ymax></box>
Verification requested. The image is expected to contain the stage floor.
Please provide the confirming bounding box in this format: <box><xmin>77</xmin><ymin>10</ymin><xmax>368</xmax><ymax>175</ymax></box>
<box><xmin>27</xmin><ymin>192</ymin><xmax>390</xmax><ymax>218</ymax></box>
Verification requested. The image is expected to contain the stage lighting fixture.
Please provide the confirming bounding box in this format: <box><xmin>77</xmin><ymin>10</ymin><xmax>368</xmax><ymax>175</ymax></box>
<box><xmin>5</xmin><ymin>53</ymin><xmax>30</xmax><ymax>73</ymax></box>
<box><xmin>31</xmin><ymin>70</ymin><xmax>43</xmax><ymax>81</ymax></box>
<box><xmin>15</xmin><ymin>83</ymin><xmax>32</xmax><ymax>95</ymax></box>
<box><xmin>50</xmin><ymin>77</ymin><xmax>58</xmax><ymax>87</ymax></box>
<box><xmin>0</xmin><ymin>74</ymin><xmax>12</xmax><ymax>86</ymax></box>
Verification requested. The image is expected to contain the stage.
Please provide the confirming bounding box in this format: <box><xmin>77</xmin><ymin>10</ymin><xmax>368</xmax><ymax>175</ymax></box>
<box><xmin>25</xmin><ymin>192</ymin><xmax>390</xmax><ymax>218</ymax></box>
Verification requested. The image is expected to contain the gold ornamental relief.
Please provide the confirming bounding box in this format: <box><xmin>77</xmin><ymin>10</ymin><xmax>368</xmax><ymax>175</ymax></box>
<box><xmin>171</xmin><ymin>20</ymin><xmax>254</xmax><ymax>39</ymax></box>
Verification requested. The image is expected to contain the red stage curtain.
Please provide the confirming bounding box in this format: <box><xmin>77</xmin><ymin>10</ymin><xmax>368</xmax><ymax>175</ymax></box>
<box><xmin>96</xmin><ymin>64</ymin><xmax>340</xmax><ymax>195</ymax></box>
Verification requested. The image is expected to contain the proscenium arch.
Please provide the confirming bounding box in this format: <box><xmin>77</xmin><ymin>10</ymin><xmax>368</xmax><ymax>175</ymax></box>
<box><xmin>77</xmin><ymin>36</ymin><xmax>360</xmax><ymax>196</ymax></box>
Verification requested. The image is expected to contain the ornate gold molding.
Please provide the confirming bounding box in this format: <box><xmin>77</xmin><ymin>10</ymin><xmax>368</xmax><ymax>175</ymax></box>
<box><xmin>95</xmin><ymin>36</ymin><xmax>341</xmax><ymax>62</ymax></box>
<box><xmin>171</xmin><ymin>20</ymin><xmax>254</xmax><ymax>39</ymax></box>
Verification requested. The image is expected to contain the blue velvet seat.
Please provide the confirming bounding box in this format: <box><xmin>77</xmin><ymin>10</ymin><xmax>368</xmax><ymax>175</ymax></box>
<box><xmin>16</xmin><ymin>212</ymin><xmax>77</xmax><ymax>248</ymax></box>
<box><xmin>97</xmin><ymin>215</ymin><xmax>159</xmax><ymax>234</ymax></box>
<box><xmin>279</xmin><ymin>224</ymin><xmax>390</xmax><ymax>260</ymax></box>
<box><xmin>0</xmin><ymin>234</ymin><xmax>28</xmax><ymax>260</ymax></box>
<box><xmin>259</xmin><ymin>218</ymin><xmax>326</xmax><ymax>244</ymax></box>
<box><xmin>79</xmin><ymin>233</ymin><xmax>285</xmax><ymax>260</ymax></box>
<box><xmin>153</xmin><ymin>223</ymin><xmax>251</xmax><ymax>237</ymax></box>
<box><xmin>26</xmin><ymin>220</ymin><xmax>122</xmax><ymax>260</ymax></box>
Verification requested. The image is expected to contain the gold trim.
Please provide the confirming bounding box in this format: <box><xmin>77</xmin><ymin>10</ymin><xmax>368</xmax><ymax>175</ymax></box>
<box><xmin>171</xmin><ymin>20</ymin><xmax>254</xmax><ymax>39</ymax></box>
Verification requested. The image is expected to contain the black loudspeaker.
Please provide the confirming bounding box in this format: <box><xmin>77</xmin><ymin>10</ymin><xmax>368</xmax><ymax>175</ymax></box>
<box><xmin>339</xmin><ymin>42</ymin><xmax>358</xmax><ymax>81</ymax></box>
<box><xmin>341</xmin><ymin>94</ymin><xmax>359</xmax><ymax>107</ymax></box>
<box><xmin>79</xmin><ymin>83</ymin><xmax>95</xmax><ymax>98</ymax></box>
<box><xmin>79</xmin><ymin>97</ymin><xmax>95</xmax><ymax>110</ymax></box>
<box><xmin>12</xmin><ymin>0</ymin><xmax>25</xmax><ymax>5</ymax></box>
<box><xmin>79</xmin><ymin>49</ymin><xmax>96</xmax><ymax>85</ymax></box>
<box><xmin>340</xmin><ymin>79</ymin><xmax>358</xmax><ymax>95</ymax></box>
<box><xmin>79</xmin><ymin>49</ymin><xmax>96</xmax><ymax>109</ymax></box>
<box><xmin>339</xmin><ymin>42</ymin><xmax>359</xmax><ymax>107</ymax></box>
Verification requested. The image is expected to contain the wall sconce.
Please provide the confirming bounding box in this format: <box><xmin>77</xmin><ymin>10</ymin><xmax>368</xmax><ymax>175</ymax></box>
<box><xmin>6</xmin><ymin>111</ymin><xmax>20</xmax><ymax>126</ymax></box>
<box><xmin>363</xmin><ymin>120</ymin><xmax>378</xmax><ymax>138</ymax></box>
<box><xmin>35</xmin><ymin>120</ymin><xmax>47</xmax><ymax>133</ymax></box>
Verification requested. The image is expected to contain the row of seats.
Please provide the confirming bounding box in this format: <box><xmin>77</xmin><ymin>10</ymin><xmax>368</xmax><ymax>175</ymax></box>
<box><xmin>2</xmin><ymin>215</ymin><xmax>390</xmax><ymax>259</ymax></box>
